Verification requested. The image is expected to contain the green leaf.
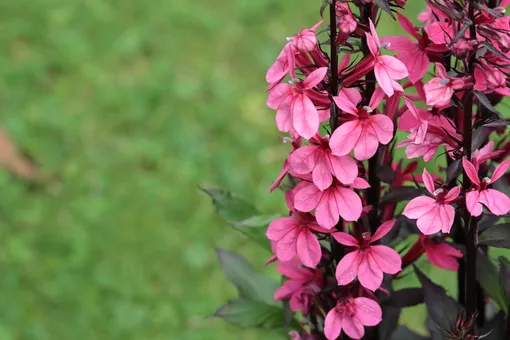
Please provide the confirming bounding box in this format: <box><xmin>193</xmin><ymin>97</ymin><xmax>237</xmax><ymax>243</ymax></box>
<box><xmin>214</xmin><ymin>299</ymin><xmax>286</xmax><ymax>329</ymax></box>
<box><xmin>216</xmin><ymin>249</ymin><xmax>279</xmax><ymax>306</ymax></box>
<box><xmin>476</xmin><ymin>250</ymin><xmax>509</xmax><ymax>313</ymax></box>
<box><xmin>478</xmin><ymin>223</ymin><xmax>510</xmax><ymax>248</ymax></box>
<box><xmin>200</xmin><ymin>187</ymin><xmax>277</xmax><ymax>249</ymax></box>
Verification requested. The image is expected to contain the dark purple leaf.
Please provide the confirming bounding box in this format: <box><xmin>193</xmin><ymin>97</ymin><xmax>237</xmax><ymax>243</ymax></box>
<box><xmin>480</xmin><ymin>41</ymin><xmax>509</xmax><ymax>60</ymax></box>
<box><xmin>471</xmin><ymin>127</ymin><xmax>490</xmax><ymax>153</ymax></box>
<box><xmin>373</xmin><ymin>0</ymin><xmax>396</xmax><ymax>19</ymax></box>
<box><xmin>380</xmin><ymin>187</ymin><xmax>422</xmax><ymax>204</ymax></box>
<box><xmin>479</xmin><ymin>214</ymin><xmax>501</xmax><ymax>232</ymax></box>
<box><xmin>476</xmin><ymin>250</ymin><xmax>509</xmax><ymax>312</ymax></box>
<box><xmin>482</xmin><ymin>119</ymin><xmax>510</xmax><ymax>127</ymax></box>
<box><xmin>498</xmin><ymin>257</ymin><xmax>510</xmax><ymax>298</ymax></box>
<box><xmin>379</xmin><ymin>306</ymin><xmax>400</xmax><ymax>340</ymax></box>
<box><xmin>378</xmin><ymin>165</ymin><xmax>396</xmax><ymax>183</ymax></box>
<box><xmin>445</xmin><ymin>159</ymin><xmax>462</xmax><ymax>185</ymax></box>
<box><xmin>414</xmin><ymin>266</ymin><xmax>464</xmax><ymax>330</ymax></box>
<box><xmin>474</xmin><ymin>90</ymin><xmax>503</xmax><ymax>118</ymax></box>
<box><xmin>388</xmin><ymin>288</ymin><xmax>424</xmax><ymax>308</ymax></box>
<box><xmin>480</xmin><ymin>311</ymin><xmax>506</xmax><ymax>340</ymax></box>
<box><xmin>390</xmin><ymin>326</ymin><xmax>430</xmax><ymax>340</ymax></box>
<box><xmin>478</xmin><ymin>223</ymin><xmax>510</xmax><ymax>248</ymax></box>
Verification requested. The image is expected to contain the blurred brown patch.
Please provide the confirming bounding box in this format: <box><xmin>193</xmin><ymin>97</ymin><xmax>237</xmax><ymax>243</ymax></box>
<box><xmin>0</xmin><ymin>127</ymin><xmax>37</xmax><ymax>180</ymax></box>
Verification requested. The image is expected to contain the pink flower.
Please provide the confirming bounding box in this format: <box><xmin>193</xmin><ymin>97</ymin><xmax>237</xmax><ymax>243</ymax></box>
<box><xmin>463</xmin><ymin>158</ymin><xmax>510</xmax><ymax>217</ymax></box>
<box><xmin>366</xmin><ymin>19</ymin><xmax>408</xmax><ymax>96</ymax></box>
<box><xmin>267</xmin><ymin>67</ymin><xmax>330</xmax><ymax>139</ymax></box>
<box><xmin>335</xmin><ymin>2</ymin><xmax>357</xmax><ymax>38</ymax></box>
<box><xmin>422</xmin><ymin>236</ymin><xmax>463</xmax><ymax>271</ymax></box>
<box><xmin>267</xmin><ymin>212</ymin><xmax>331</xmax><ymax>267</ymax></box>
<box><xmin>423</xmin><ymin>63</ymin><xmax>469</xmax><ymax>108</ymax></box>
<box><xmin>472</xmin><ymin>141</ymin><xmax>505</xmax><ymax>172</ymax></box>
<box><xmin>293</xmin><ymin>180</ymin><xmax>364</xmax><ymax>229</ymax></box>
<box><xmin>403</xmin><ymin>168</ymin><xmax>461</xmax><ymax>235</ymax></box>
<box><xmin>290</xmin><ymin>20</ymin><xmax>324</xmax><ymax>52</ymax></box>
<box><xmin>288</xmin><ymin>134</ymin><xmax>358</xmax><ymax>190</ymax></box>
<box><xmin>329</xmin><ymin>88</ymin><xmax>394</xmax><ymax>161</ymax></box>
<box><xmin>266</xmin><ymin>43</ymin><xmax>297</xmax><ymax>88</ymax></box>
<box><xmin>324</xmin><ymin>296</ymin><xmax>382</xmax><ymax>340</ymax></box>
<box><xmin>270</xmin><ymin>135</ymin><xmax>302</xmax><ymax>192</ymax></box>
<box><xmin>334</xmin><ymin>220</ymin><xmax>402</xmax><ymax>291</ymax></box>
<box><xmin>381</xmin><ymin>14</ymin><xmax>447</xmax><ymax>83</ymax></box>
<box><xmin>474</xmin><ymin>60</ymin><xmax>510</xmax><ymax>96</ymax></box>
<box><xmin>274</xmin><ymin>258</ymin><xmax>323</xmax><ymax>316</ymax></box>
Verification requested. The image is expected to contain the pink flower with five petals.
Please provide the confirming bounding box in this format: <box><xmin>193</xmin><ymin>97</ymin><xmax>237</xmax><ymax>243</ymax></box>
<box><xmin>333</xmin><ymin>220</ymin><xmax>402</xmax><ymax>291</ymax></box>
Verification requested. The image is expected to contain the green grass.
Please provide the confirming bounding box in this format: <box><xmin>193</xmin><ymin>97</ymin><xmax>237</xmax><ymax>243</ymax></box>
<box><xmin>0</xmin><ymin>1</ymin><xmax>499</xmax><ymax>339</ymax></box>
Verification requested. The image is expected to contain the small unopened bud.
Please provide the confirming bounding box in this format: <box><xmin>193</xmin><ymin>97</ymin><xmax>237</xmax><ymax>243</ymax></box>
<box><xmin>440</xmin><ymin>78</ymin><xmax>450</xmax><ymax>85</ymax></box>
<box><xmin>363</xmin><ymin>106</ymin><xmax>373</xmax><ymax>113</ymax></box>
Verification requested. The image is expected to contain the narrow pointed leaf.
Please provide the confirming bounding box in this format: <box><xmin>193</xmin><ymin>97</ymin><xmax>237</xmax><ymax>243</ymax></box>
<box><xmin>414</xmin><ymin>266</ymin><xmax>463</xmax><ymax>330</ymax></box>
<box><xmin>478</xmin><ymin>223</ymin><xmax>510</xmax><ymax>248</ymax></box>
<box><xmin>216</xmin><ymin>249</ymin><xmax>279</xmax><ymax>306</ymax></box>
<box><xmin>388</xmin><ymin>288</ymin><xmax>424</xmax><ymax>308</ymax></box>
<box><xmin>373</xmin><ymin>0</ymin><xmax>396</xmax><ymax>19</ymax></box>
<box><xmin>474</xmin><ymin>91</ymin><xmax>503</xmax><ymax>118</ymax></box>
<box><xmin>445</xmin><ymin>159</ymin><xmax>462</xmax><ymax>185</ymax></box>
<box><xmin>380</xmin><ymin>187</ymin><xmax>422</xmax><ymax>204</ymax></box>
<box><xmin>214</xmin><ymin>299</ymin><xmax>286</xmax><ymax>328</ymax></box>
<box><xmin>476</xmin><ymin>250</ymin><xmax>509</xmax><ymax>313</ymax></box>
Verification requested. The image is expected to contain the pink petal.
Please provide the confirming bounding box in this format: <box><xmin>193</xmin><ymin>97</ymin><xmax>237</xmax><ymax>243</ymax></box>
<box><xmin>313</xmin><ymin>154</ymin><xmax>333</xmax><ymax>190</ymax></box>
<box><xmin>353</xmin><ymin>123</ymin><xmax>379</xmax><ymax>161</ymax></box>
<box><xmin>401</xmin><ymin>49</ymin><xmax>429</xmax><ymax>84</ymax></box>
<box><xmin>368</xmin><ymin>19</ymin><xmax>381</xmax><ymax>47</ymax></box>
<box><xmin>435</xmin><ymin>63</ymin><xmax>449</xmax><ymax>79</ymax></box>
<box><xmin>358</xmin><ymin>253</ymin><xmax>383</xmax><ymax>291</ymax></box>
<box><xmin>466</xmin><ymin>190</ymin><xmax>483</xmax><ymax>217</ymax></box>
<box><xmin>398</xmin><ymin>13</ymin><xmax>420</xmax><ymax>40</ymax></box>
<box><xmin>365</xmin><ymin>32</ymin><xmax>379</xmax><ymax>57</ymax></box>
<box><xmin>267</xmin><ymin>83</ymin><xmax>291</xmax><ymax>109</ymax></box>
<box><xmin>335</xmin><ymin>250</ymin><xmax>361</xmax><ymax>286</ymax></box>
<box><xmin>368</xmin><ymin>87</ymin><xmax>385</xmax><ymax>110</ymax></box>
<box><xmin>371</xmin><ymin>219</ymin><xmax>396</xmax><ymax>242</ymax></box>
<box><xmin>332</xmin><ymin>232</ymin><xmax>359</xmax><ymax>247</ymax></box>
<box><xmin>333</xmin><ymin>88</ymin><xmax>361</xmax><ymax>115</ymax></box>
<box><xmin>403</xmin><ymin>196</ymin><xmax>436</xmax><ymax>219</ymax></box>
<box><xmin>266</xmin><ymin>54</ymin><xmax>288</xmax><ymax>84</ymax></box>
<box><xmin>423</xmin><ymin>77</ymin><xmax>453</xmax><ymax>107</ymax></box>
<box><xmin>374</xmin><ymin>62</ymin><xmax>395</xmax><ymax>97</ymax></box>
<box><xmin>422</xmin><ymin>168</ymin><xmax>435</xmax><ymax>194</ymax></box>
<box><xmin>297</xmin><ymin>229</ymin><xmax>322</xmax><ymax>268</ymax></box>
<box><xmin>330</xmin><ymin>120</ymin><xmax>362</xmax><ymax>156</ymax></box>
<box><xmin>266</xmin><ymin>217</ymin><xmax>298</xmax><ymax>241</ymax></box>
<box><xmin>277</xmin><ymin>259</ymin><xmax>312</xmax><ymax>281</ymax></box>
<box><xmin>351</xmin><ymin>177</ymin><xmax>370</xmax><ymax>189</ymax></box>
<box><xmin>327</xmin><ymin>153</ymin><xmax>358</xmax><ymax>185</ymax></box>
<box><xmin>444</xmin><ymin>185</ymin><xmax>461</xmax><ymax>203</ymax></box>
<box><xmin>491</xmin><ymin>159</ymin><xmax>510</xmax><ymax>183</ymax></box>
<box><xmin>342</xmin><ymin>315</ymin><xmax>365</xmax><ymax>339</ymax></box>
<box><xmin>462</xmin><ymin>158</ymin><xmax>481</xmax><ymax>185</ymax></box>
<box><xmin>275</xmin><ymin>227</ymin><xmax>300</xmax><ymax>262</ymax></box>
<box><xmin>294</xmin><ymin>182</ymin><xmax>322</xmax><ymax>212</ymax></box>
<box><xmin>415</xmin><ymin>206</ymin><xmax>442</xmax><ymax>235</ymax></box>
<box><xmin>274</xmin><ymin>280</ymin><xmax>303</xmax><ymax>300</ymax></box>
<box><xmin>288</xmin><ymin>145</ymin><xmax>321</xmax><ymax>174</ymax></box>
<box><xmin>426</xmin><ymin>243</ymin><xmax>462</xmax><ymax>271</ymax></box>
<box><xmin>380</xmin><ymin>36</ymin><xmax>415</xmax><ymax>52</ymax></box>
<box><xmin>354</xmin><ymin>297</ymin><xmax>383</xmax><ymax>326</ymax></box>
<box><xmin>275</xmin><ymin>98</ymin><xmax>292</xmax><ymax>132</ymax></box>
<box><xmin>270</xmin><ymin>160</ymin><xmax>290</xmax><ymax>192</ymax></box>
<box><xmin>334</xmin><ymin>187</ymin><xmax>363</xmax><ymax>222</ymax></box>
<box><xmin>441</xmin><ymin>204</ymin><xmax>455</xmax><ymax>234</ymax></box>
<box><xmin>292</xmin><ymin>94</ymin><xmax>320</xmax><ymax>139</ymax></box>
<box><xmin>324</xmin><ymin>309</ymin><xmax>343</xmax><ymax>340</ymax></box>
<box><xmin>315</xmin><ymin>189</ymin><xmax>341</xmax><ymax>228</ymax></box>
<box><xmin>369</xmin><ymin>246</ymin><xmax>402</xmax><ymax>274</ymax></box>
<box><xmin>480</xmin><ymin>189</ymin><xmax>510</xmax><ymax>216</ymax></box>
<box><xmin>303</xmin><ymin>67</ymin><xmax>328</xmax><ymax>89</ymax></box>
<box><xmin>369</xmin><ymin>114</ymin><xmax>394</xmax><ymax>145</ymax></box>
<box><xmin>378</xmin><ymin>55</ymin><xmax>408</xmax><ymax>80</ymax></box>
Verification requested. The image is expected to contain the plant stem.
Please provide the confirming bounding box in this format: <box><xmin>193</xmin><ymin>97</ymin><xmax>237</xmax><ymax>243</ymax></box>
<box><xmin>329</xmin><ymin>0</ymin><xmax>339</xmax><ymax>132</ymax></box>
<box><xmin>464</xmin><ymin>0</ymin><xmax>479</xmax><ymax>320</ymax></box>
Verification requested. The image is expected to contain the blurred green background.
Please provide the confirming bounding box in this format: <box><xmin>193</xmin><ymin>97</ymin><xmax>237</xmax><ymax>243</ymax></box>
<box><xmin>0</xmin><ymin>1</ymin><xmax>485</xmax><ymax>339</ymax></box>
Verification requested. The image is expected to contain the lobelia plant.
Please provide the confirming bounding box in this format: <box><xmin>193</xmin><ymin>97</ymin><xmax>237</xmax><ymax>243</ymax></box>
<box><xmin>204</xmin><ymin>0</ymin><xmax>510</xmax><ymax>339</ymax></box>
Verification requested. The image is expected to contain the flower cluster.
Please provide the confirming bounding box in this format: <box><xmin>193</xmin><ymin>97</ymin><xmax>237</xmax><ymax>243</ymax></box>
<box><xmin>264</xmin><ymin>0</ymin><xmax>510</xmax><ymax>339</ymax></box>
